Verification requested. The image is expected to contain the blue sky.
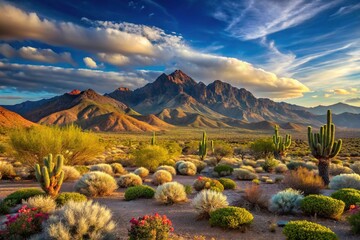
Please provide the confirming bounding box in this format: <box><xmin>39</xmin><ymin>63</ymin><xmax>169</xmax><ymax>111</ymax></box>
<box><xmin>0</xmin><ymin>0</ymin><xmax>359</xmax><ymax>106</ymax></box>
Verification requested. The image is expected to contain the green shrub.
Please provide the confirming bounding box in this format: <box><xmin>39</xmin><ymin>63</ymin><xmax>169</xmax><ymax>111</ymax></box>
<box><xmin>331</xmin><ymin>188</ymin><xmax>360</xmax><ymax>209</ymax></box>
<box><xmin>250</xmin><ymin>138</ymin><xmax>274</xmax><ymax>159</ymax></box>
<box><xmin>9</xmin><ymin>125</ymin><xmax>103</xmax><ymax>167</ymax></box>
<box><xmin>184</xmin><ymin>185</ymin><xmax>193</xmax><ymax>195</ymax></box>
<box><xmin>300</xmin><ymin>195</ymin><xmax>345</xmax><ymax>220</ymax></box>
<box><xmin>133</xmin><ymin>145</ymin><xmax>169</xmax><ymax>172</ymax></box>
<box><xmin>218</xmin><ymin>178</ymin><xmax>236</xmax><ymax>190</ymax></box>
<box><xmin>283</xmin><ymin>220</ymin><xmax>338</xmax><ymax>240</ymax></box>
<box><xmin>162</xmin><ymin>141</ymin><xmax>182</xmax><ymax>159</ymax></box>
<box><xmin>152</xmin><ymin>170</ymin><xmax>173</xmax><ymax>185</ymax></box>
<box><xmin>0</xmin><ymin>161</ymin><xmax>16</xmax><ymax>179</ymax></box>
<box><xmin>193</xmin><ymin>177</ymin><xmax>224</xmax><ymax>192</ymax></box>
<box><xmin>213</xmin><ymin>164</ymin><xmax>234</xmax><ymax>177</ymax></box>
<box><xmin>133</xmin><ymin>167</ymin><xmax>149</xmax><ymax>178</ymax></box>
<box><xmin>118</xmin><ymin>173</ymin><xmax>143</xmax><ymax>188</ymax></box>
<box><xmin>213</xmin><ymin>142</ymin><xmax>233</xmax><ymax>163</ymax></box>
<box><xmin>261</xmin><ymin>158</ymin><xmax>280</xmax><ymax>173</ymax></box>
<box><xmin>4</xmin><ymin>188</ymin><xmax>44</xmax><ymax>206</ymax></box>
<box><xmin>209</xmin><ymin>207</ymin><xmax>253</xmax><ymax>229</ymax></box>
<box><xmin>269</xmin><ymin>188</ymin><xmax>304</xmax><ymax>214</ymax></box>
<box><xmin>329</xmin><ymin>173</ymin><xmax>360</xmax><ymax>190</ymax></box>
<box><xmin>55</xmin><ymin>192</ymin><xmax>87</xmax><ymax>206</ymax></box>
<box><xmin>192</xmin><ymin>190</ymin><xmax>228</xmax><ymax>219</ymax></box>
<box><xmin>155</xmin><ymin>182</ymin><xmax>187</xmax><ymax>204</ymax></box>
<box><xmin>347</xmin><ymin>210</ymin><xmax>360</xmax><ymax>234</ymax></box>
<box><xmin>73</xmin><ymin>165</ymin><xmax>90</xmax><ymax>175</ymax></box>
<box><xmin>124</xmin><ymin>185</ymin><xmax>155</xmax><ymax>201</ymax></box>
<box><xmin>178</xmin><ymin>161</ymin><xmax>197</xmax><ymax>176</ymax></box>
<box><xmin>74</xmin><ymin>171</ymin><xmax>118</xmax><ymax>197</ymax></box>
<box><xmin>233</xmin><ymin>168</ymin><xmax>257</xmax><ymax>180</ymax></box>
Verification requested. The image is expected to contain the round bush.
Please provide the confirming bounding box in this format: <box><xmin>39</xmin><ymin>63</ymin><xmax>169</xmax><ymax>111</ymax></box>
<box><xmin>213</xmin><ymin>164</ymin><xmax>234</xmax><ymax>177</ymax></box>
<box><xmin>23</xmin><ymin>195</ymin><xmax>57</xmax><ymax>213</ymax></box>
<box><xmin>133</xmin><ymin>167</ymin><xmax>149</xmax><ymax>178</ymax></box>
<box><xmin>209</xmin><ymin>207</ymin><xmax>253</xmax><ymax>229</ymax></box>
<box><xmin>74</xmin><ymin>171</ymin><xmax>118</xmax><ymax>197</ymax></box>
<box><xmin>283</xmin><ymin>220</ymin><xmax>338</xmax><ymax>240</ymax></box>
<box><xmin>193</xmin><ymin>177</ymin><xmax>224</xmax><ymax>192</ymax></box>
<box><xmin>152</xmin><ymin>170</ymin><xmax>173</xmax><ymax>185</ymax></box>
<box><xmin>300</xmin><ymin>195</ymin><xmax>345</xmax><ymax>220</ymax></box>
<box><xmin>133</xmin><ymin>145</ymin><xmax>169</xmax><ymax>172</ymax></box>
<box><xmin>73</xmin><ymin>165</ymin><xmax>90</xmax><ymax>175</ymax></box>
<box><xmin>0</xmin><ymin>161</ymin><xmax>16</xmax><ymax>179</ymax></box>
<box><xmin>269</xmin><ymin>188</ymin><xmax>304</xmax><ymax>214</ymax></box>
<box><xmin>62</xmin><ymin>166</ymin><xmax>81</xmax><ymax>181</ymax></box>
<box><xmin>124</xmin><ymin>185</ymin><xmax>155</xmax><ymax>201</ymax></box>
<box><xmin>218</xmin><ymin>178</ymin><xmax>236</xmax><ymax>190</ymax></box>
<box><xmin>331</xmin><ymin>188</ymin><xmax>360</xmax><ymax>209</ymax></box>
<box><xmin>192</xmin><ymin>189</ymin><xmax>228</xmax><ymax>219</ymax></box>
<box><xmin>233</xmin><ymin>168</ymin><xmax>258</xmax><ymax>180</ymax></box>
<box><xmin>4</xmin><ymin>188</ymin><xmax>45</xmax><ymax>206</ymax></box>
<box><xmin>329</xmin><ymin>173</ymin><xmax>360</xmax><ymax>190</ymax></box>
<box><xmin>111</xmin><ymin>163</ymin><xmax>127</xmax><ymax>175</ymax></box>
<box><xmin>174</xmin><ymin>160</ymin><xmax>185</xmax><ymax>171</ymax></box>
<box><xmin>283</xmin><ymin>167</ymin><xmax>324</xmax><ymax>195</ymax></box>
<box><xmin>118</xmin><ymin>173</ymin><xmax>143</xmax><ymax>188</ymax></box>
<box><xmin>187</xmin><ymin>159</ymin><xmax>207</xmax><ymax>173</ymax></box>
<box><xmin>90</xmin><ymin>163</ymin><xmax>113</xmax><ymax>175</ymax></box>
<box><xmin>55</xmin><ymin>192</ymin><xmax>87</xmax><ymax>206</ymax></box>
<box><xmin>157</xmin><ymin>165</ymin><xmax>176</xmax><ymax>176</ymax></box>
<box><xmin>155</xmin><ymin>182</ymin><xmax>187</xmax><ymax>204</ymax></box>
<box><xmin>178</xmin><ymin>162</ymin><xmax>197</xmax><ymax>176</ymax></box>
<box><xmin>347</xmin><ymin>210</ymin><xmax>360</xmax><ymax>234</ymax></box>
<box><xmin>275</xmin><ymin>164</ymin><xmax>288</xmax><ymax>174</ymax></box>
<box><xmin>41</xmin><ymin>200</ymin><xmax>116</xmax><ymax>240</ymax></box>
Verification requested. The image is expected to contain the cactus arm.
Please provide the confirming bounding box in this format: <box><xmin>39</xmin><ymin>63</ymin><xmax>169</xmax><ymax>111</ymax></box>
<box><xmin>41</xmin><ymin>166</ymin><xmax>50</xmax><ymax>188</ymax></box>
<box><xmin>54</xmin><ymin>154</ymin><xmax>64</xmax><ymax>176</ymax></box>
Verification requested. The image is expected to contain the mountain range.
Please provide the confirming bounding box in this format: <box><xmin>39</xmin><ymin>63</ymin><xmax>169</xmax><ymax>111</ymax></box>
<box><xmin>2</xmin><ymin>70</ymin><xmax>360</xmax><ymax>131</ymax></box>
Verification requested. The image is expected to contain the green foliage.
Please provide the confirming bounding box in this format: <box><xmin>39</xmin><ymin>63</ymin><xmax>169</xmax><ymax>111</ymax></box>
<box><xmin>73</xmin><ymin>165</ymin><xmax>90</xmax><ymax>175</ymax></box>
<box><xmin>4</xmin><ymin>188</ymin><xmax>44</xmax><ymax>206</ymax></box>
<box><xmin>162</xmin><ymin>141</ymin><xmax>182</xmax><ymax>159</ymax></box>
<box><xmin>286</xmin><ymin>161</ymin><xmax>317</xmax><ymax>171</ymax></box>
<box><xmin>9</xmin><ymin>125</ymin><xmax>104</xmax><ymax>166</ymax></box>
<box><xmin>133</xmin><ymin>145</ymin><xmax>169</xmax><ymax>172</ymax></box>
<box><xmin>150</xmin><ymin>131</ymin><xmax>156</xmax><ymax>145</ymax></box>
<box><xmin>272</xmin><ymin>125</ymin><xmax>291</xmax><ymax>159</ymax></box>
<box><xmin>55</xmin><ymin>192</ymin><xmax>87</xmax><ymax>206</ymax></box>
<box><xmin>283</xmin><ymin>220</ymin><xmax>338</xmax><ymax>240</ymax></box>
<box><xmin>184</xmin><ymin>185</ymin><xmax>193</xmax><ymax>195</ymax></box>
<box><xmin>35</xmin><ymin>153</ymin><xmax>64</xmax><ymax>197</ymax></box>
<box><xmin>329</xmin><ymin>173</ymin><xmax>360</xmax><ymax>190</ymax></box>
<box><xmin>218</xmin><ymin>178</ymin><xmax>236</xmax><ymax>190</ymax></box>
<box><xmin>178</xmin><ymin>161</ymin><xmax>197</xmax><ymax>176</ymax></box>
<box><xmin>347</xmin><ymin>210</ymin><xmax>360</xmax><ymax>234</ymax></box>
<box><xmin>250</xmin><ymin>138</ymin><xmax>275</xmax><ymax>159</ymax></box>
<box><xmin>300</xmin><ymin>195</ymin><xmax>345</xmax><ymax>220</ymax></box>
<box><xmin>269</xmin><ymin>188</ymin><xmax>304</xmax><ymax>214</ymax></box>
<box><xmin>261</xmin><ymin>158</ymin><xmax>280</xmax><ymax>173</ymax></box>
<box><xmin>209</xmin><ymin>207</ymin><xmax>253</xmax><ymax>229</ymax></box>
<box><xmin>283</xmin><ymin>167</ymin><xmax>324</xmax><ymax>195</ymax></box>
<box><xmin>124</xmin><ymin>185</ymin><xmax>155</xmax><ymax>201</ymax></box>
<box><xmin>199</xmin><ymin>131</ymin><xmax>208</xmax><ymax>160</ymax></box>
<box><xmin>74</xmin><ymin>171</ymin><xmax>118</xmax><ymax>197</ymax></box>
<box><xmin>213</xmin><ymin>142</ymin><xmax>233</xmax><ymax>163</ymax></box>
<box><xmin>331</xmin><ymin>188</ymin><xmax>360</xmax><ymax>209</ymax></box>
<box><xmin>213</xmin><ymin>164</ymin><xmax>234</xmax><ymax>177</ymax></box>
<box><xmin>233</xmin><ymin>168</ymin><xmax>258</xmax><ymax>180</ymax></box>
<box><xmin>193</xmin><ymin>176</ymin><xmax>224</xmax><ymax>192</ymax></box>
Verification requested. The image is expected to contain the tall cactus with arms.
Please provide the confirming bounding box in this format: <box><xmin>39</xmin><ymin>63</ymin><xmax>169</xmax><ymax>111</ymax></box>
<box><xmin>272</xmin><ymin>125</ymin><xmax>291</xmax><ymax>160</ymax></box>
<box><xmin>307</xmin><ymin>110</ymin><xmax>342</xmax><ymax>185</ymax></box>
<box><xmin>199</xmin><ymin>131</ymin><xmax>207</xmax><ymax>160</ymax></box>
<box><xmin>35</xmin><ymin>153</ymin><xmax>64</xmax><ymax>197</ymax></box>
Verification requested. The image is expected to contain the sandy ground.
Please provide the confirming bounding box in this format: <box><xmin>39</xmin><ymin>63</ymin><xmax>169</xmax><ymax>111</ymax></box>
<box><xmin>0</xmin><ymin>175</ymin><xmax>358</xmax><ymax>240</ymax></box>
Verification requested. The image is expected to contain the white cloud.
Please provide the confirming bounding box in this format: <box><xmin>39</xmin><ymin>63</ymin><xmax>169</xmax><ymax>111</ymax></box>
<box><xmin>213</xmin><ymin>0</ymin><xmax>340</xmax><ymax>40</ymax></box>
<box><xmin>0</xmin><ymin>43</ymin><xmax>75</xmax><ymax>65</ymax></box>
<box><xmin>331</xmin><ymin>3</ymin><xmax>360</xmax><ymax>17</ymax></box>
<box><xmin>83</xmin><ymin>57</ymin><xmax>98</xmax><ymax>68</ymax></box>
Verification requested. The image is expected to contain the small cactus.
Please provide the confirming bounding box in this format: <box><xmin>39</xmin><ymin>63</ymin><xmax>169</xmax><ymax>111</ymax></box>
<box><xmin>151</xmin><ymin>131</ymin><xmax>156</xmax><ymax>145</ymax></box>
<box><xmin>35</xmin><ymin>154</ymin><xmax>64</xmax><ymax>197</ymax></box>
<box><xmin>272</xmin><ymin>125</ymin><xmax>291</xmax><ymax>160</ymax></box>
<box><xmin>199</xmin><ymin>131</ymin><xmax>207</xmax><ymax>160</ymax></box>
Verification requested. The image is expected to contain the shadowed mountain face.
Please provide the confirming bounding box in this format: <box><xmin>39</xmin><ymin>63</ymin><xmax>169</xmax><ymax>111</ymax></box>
<box><xmin>106</xmin><ymin>70</ymin><xmax>323</xmax><ymax>128</ymax></box>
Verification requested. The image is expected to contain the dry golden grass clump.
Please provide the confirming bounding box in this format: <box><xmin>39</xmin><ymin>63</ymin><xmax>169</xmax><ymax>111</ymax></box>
<box><xmin>283</xmin><ymin>167</ymin><xmax>324</xmax><ymax>195</ymax></box>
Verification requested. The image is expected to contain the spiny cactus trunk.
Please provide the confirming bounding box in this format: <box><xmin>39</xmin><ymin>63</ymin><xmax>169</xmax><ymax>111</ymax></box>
<box><xmin>318</xmin><ymin>158</ymin><xmax>330</xmax><ymax>185</ymax></box>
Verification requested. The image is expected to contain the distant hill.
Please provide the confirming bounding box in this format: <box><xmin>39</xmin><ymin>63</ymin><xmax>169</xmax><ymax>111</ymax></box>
<box><xmin>0</xmin><ymin>106</ymin><xmax>36</xmax><ymax>128</ymax></box>
<box><xmin>308</xmin><ymin>102</ymin><xmax>360</xmax><ymax>115</ymax></box>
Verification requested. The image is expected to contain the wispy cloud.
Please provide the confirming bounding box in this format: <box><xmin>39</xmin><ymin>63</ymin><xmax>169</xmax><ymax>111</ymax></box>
<box><xmin>346</xmin><ymin>97</ymin><xmax>360</xmax><ymax>104</ymax></box>
<box><xmin>212</xmin><ymin>0</ymin><xmax>339</xmax><ymax>40</ymax></box>
<box><xmin>331</xmin><ymin>3</ymin><xmax>360</xmax><ymax>17</ymax></box>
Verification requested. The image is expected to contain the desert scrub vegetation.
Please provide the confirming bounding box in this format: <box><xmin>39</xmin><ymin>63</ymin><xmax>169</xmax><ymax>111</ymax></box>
<box><xmin>156</xmin><ymin>165</ymin><xmax>176</xmax><ymax>175</ymax></box>
<box><xmin>55</xmin><ymin>192</ymin><xmax>87</xmax><ymax>206</ymax></box>
<box><xmin>23</xmin><ymin>195</ymin><xmax>57</xmax><ymax>213</ymax></box>
<box><xmin>124</xmin><ymin>185</ymin><xmax>155</xmax><ymax>201</ymax></box>
<box><xmin>213</xmin><ymin>164</ymin><xmax>234</xmax><ymax>177</ymax></box>
<box><xmin>152</xmin><ymin>170</ymin><xmax>173</xmax><ymax>185</ymax></box>
<box><xmin>347</xmin><ymin>204</ymin><xmax>360</xmax><ymax>234</ymax></box>
<box><xmin>118</xmin><ymin>173</ymin><xmax>143</xmax><ymax>188</ymax></box>
<box><xmin>213</xmin><ymin>142</ymin><xmax>234</xmax><ymax>163</ymax></box>
<box><xmin>155</xmin><ymin>182</ymin><xmax>187</xmax><ymax>204</ymax></box>
<box><xmin>250</xmin><ymin>138</ymin><xmax>274</xmax><ymax>159</ymax></box>
<box><xmin>133</xmin><ymin>167</ymin><xmax>149</xmax><ymax>178</ymax></box>
<box><xmin>178</xmin><ymin>161</ymin><xmax>197</xmax><ymax>175</ymax></box>
<box><xmin>218</xmin><ymin>178</ymin><xmax>236</xmax><ymax>190</ymax></box>
<box><xmin>0</xmin><ymin>160</ymin><xmax>16</xmax><ymax>179</ymax></box>
<box><xmin>209</xmin><ymin>207</ymin><xmax>253</xmax><ymax>230</ymax></box>
<box><xmin>269</xmin><ymin>188</ymin><xmax>304</xmax><ymax>214</ymax></box>
<box><xmin>133</xmin><ymin>145</ymin><xmax>169</xmax><ymax>172</ymax></box>
<box><xmin>233</xmin><ymin>168</ymin><xmax>257</xmax><ymax>180</ymax></box>
<box><xmin>2</xmin><ymin>188</ymin><xmax>44</xmax><ymax>207</ymax></box>
<box><xmin>283</xmin><ymin>167</ymin><xmax>324</xmax><ymax>195</ymax></box>
<box><xmin>241</xmin><ymin>184</ymin><xmax>268</xmax><ymax>210</ymax></box>
<box><xmin>8</xmin><ymin>125</ymin><xmax>103</xmax><ymax>166</ymax></box>
<box><xmin>331</xmin><ymin>188</ymin><xmax>360</xmax><ymax>209</ymax></box>
<box><xmin>329</xmin><ymin>173</ymin><xmax>360</xmax><ymax>190</ymax></box>
<box><xmin>283</xmin><ymin>220</ymin><xmax>338</xmax><ymax>240</ymax></box>
<box><xmin>74</xmin><ymin>171</ymin><xmax>117</xmax><ymax>197</ymax></box>
<box><xmin>193</xmin><ymin>176</ymin><xmax>224</xmax><ymax>192</ymax></box>
<box><xmin>111</xmin><ymin>163</ymin><xmax>126</xmax><ymax>175</ymax></box>
<box><xmin>90</xmin><ymin>163</ymin><xmax>113</xmax><ymax>175</ymax></box>
<box><xmin>62</xmin><ymin>166</ymin><xmax>81</xmax><ymax>181</ymax></box>
<box><xmin>192</xmin><ymin>189</ymin><xmax>229</xmax><ymax>219</ymax></box>
<box><xmin>300</xmin><ymin>195</ymin><xmax>345</xmax><ymax>220</ymax></box>
<box><xmin>40</xmin><ymin>200</ymin><xmax>116</xmax><ymax>240</ymax></box>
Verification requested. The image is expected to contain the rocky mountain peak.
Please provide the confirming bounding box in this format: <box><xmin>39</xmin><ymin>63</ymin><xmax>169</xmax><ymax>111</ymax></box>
<box><xmin>167</xmin><ymin>69</ymin><xmax>196</xmax><ymax>85</ymax></box>
<box><xmin>68</xmin><ymin>89</ymin><xmax>81</xmax><ymax>95</ymax></box>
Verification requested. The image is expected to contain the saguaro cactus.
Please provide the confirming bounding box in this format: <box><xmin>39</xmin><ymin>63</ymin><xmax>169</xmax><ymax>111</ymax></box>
<box><xmin>199</xmin><ymin>131</ymin><xmax>207</xmax><ymax>160</ymax></box>
<box><xmin>35</xmin><ymin>153</ymin><xmax>64</xmax><ymax>197</ymax></box>
<box><xmin>272</xmin><ymin>125</ymin><xmax>291</xmax><ymax>160</ymax></box>
<box><xmin>150</xmin><ymin>131</ymin><xmax>156</xmax><ymax>145</ymax></box>
<box><xmin>307</xmin><ymin>110</ymin><xmax>342</xmax><ymax>185</ymax></box>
